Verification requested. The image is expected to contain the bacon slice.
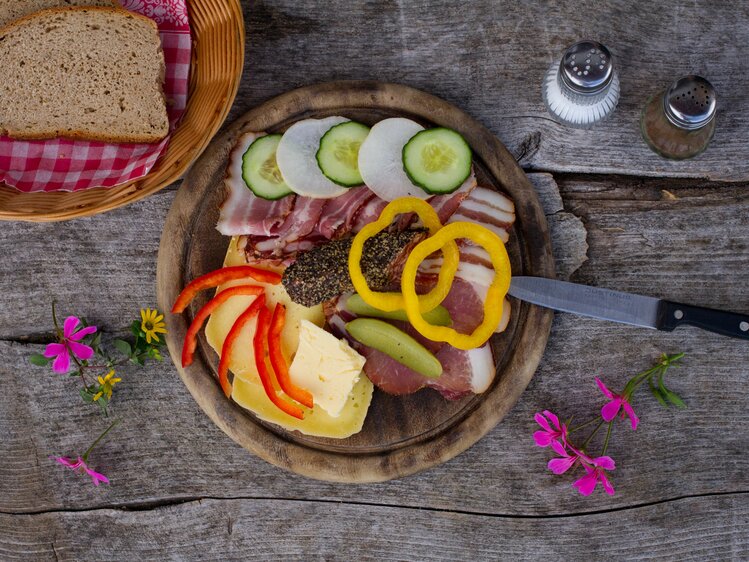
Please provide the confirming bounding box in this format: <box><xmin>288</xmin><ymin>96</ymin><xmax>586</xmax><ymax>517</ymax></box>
<box><xmin>217</xmin><ymin>132</ymin><xmax>295</xmax><ymax>236</ymax></box>
<box><xmin>430</xmin><ymin>171</ymin><xmax>478</xmax><ymax>223</ymax></box>
<box><xmin>418</xmin><ymin>185</ymin><xmax>516</xmax><ymax>333</ymax></box>
<box><xmin>351</xmin><ymin>193</ymin><xmax>388</xmax><ymax>233</ymax></box>
<box><xmin>447</xmin><ymin>185</ymin><xmax>515</xmax><ymax>243</ymax></box>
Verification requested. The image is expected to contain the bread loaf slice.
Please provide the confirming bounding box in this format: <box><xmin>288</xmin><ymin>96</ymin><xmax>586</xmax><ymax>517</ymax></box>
<box><xmin>0</xmin><ymin>7</ymin><xmax>169</xmax><ymax>143</ymax></box>
<box><xmin>0</xmin><ymin>0</ymin><xmax>119</xmax><ymax>29</ymax></box>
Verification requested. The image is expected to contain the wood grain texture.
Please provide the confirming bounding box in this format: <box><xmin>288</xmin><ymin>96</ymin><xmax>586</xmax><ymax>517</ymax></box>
<box><xmin>1</xmin><ymin>494</ymin><xmax>747</xmax><ymax>561</ymax></box>
<box><xmin>2</xmin><ymin>312</ymin><xmax>748</xmax><ymax>516</ymax></box>
<box><xmin>157</xmin><ymin>81</ymin><xmax>555</xmax><ymax>482</ymax></box>
<box><xmin>233</xmin><ymin>0</ymin><xmax>749</xmax><ymax>181</ymax></box>
<box><xmin>529</xmin><ymin>173</ymin><xmax>588</xmax><ymax>279</ymax></box>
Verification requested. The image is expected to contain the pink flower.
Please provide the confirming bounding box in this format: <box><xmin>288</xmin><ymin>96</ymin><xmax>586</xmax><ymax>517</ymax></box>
<box><xmin>596</xmin><ymin>377</ymin><xmax>639</xmax><ymax>430</ymax></box>
<box><xmin>572</xmin><ymin>456</ymin><xmax>616</xmax><ymax>496</ymax></box>
<box><xmin>51</xmin><ymin>456</ymin><xmax>109</xmax><ymax>486</ymax></box>
<box><xmin>43</xmin><ymin>316</ymin><xmax>97</xmax><ymax>373</ymax></box>
<box><xmin>547</xmin><ymin>440</ymin><xmax>588</xmax><ymax>474</ymax></box>
<box><xmin>534</xmin><ymin>410</ymin><xmax>567</xmax><ymax>447</ymax></box>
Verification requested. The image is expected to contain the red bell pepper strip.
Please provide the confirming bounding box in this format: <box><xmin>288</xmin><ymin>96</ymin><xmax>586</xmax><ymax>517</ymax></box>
<box><xmin>217</xmin><ymin>294</ymin><xmax>266</xmax><ymax>398</ymax></box>
<box><xmin>171</xmin><ymin>266</ymin><xmax>281</xmax><ymax>314</ymax></box>
<box><xmin>268</xmin><ymin>303</ymin><xmax>314</xmax><ymax>409</ymax></box>
<box><xmin>253</xmin><ymin>305</ymin><xmax>305</xmax><ymax>420</ymax></box>
<box><xmin>181</xmin><ymin>285</ymin><xmax>264</xmax><ymax>368</ymax></box>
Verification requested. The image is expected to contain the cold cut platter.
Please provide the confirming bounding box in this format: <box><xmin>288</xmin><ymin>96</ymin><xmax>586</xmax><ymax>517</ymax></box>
<box><xmin>157</xmin><ymin>81</ymin><xmax>554</xmax><ymax>482</ymax></box>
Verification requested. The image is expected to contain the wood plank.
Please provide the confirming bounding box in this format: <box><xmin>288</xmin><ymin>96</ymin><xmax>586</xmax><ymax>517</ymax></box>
<box><xmin>0</xmin><ymin>188</ymin><xmax>177</xmax><ymax>341</ymax></box>
<box><xmin>1</xmin><ymin>312</ymin><xmax>747</xmax><ymax>515</ymax></box>
<box><xmin>1</xmin><ymin>494</ymin><xmax>747</xmax><ymax>560</ymax></box>
<box><xmin>236</xmin><ymin>0</ymin><xmax>749</xmax><ymax>180</ymax></box>
<box><xmin>558</xmin><ymin>175</ymin><xmax>749</xmax><ymax>309</ymax></box>
<box><xmin>529</xmin><ymin>173</ymin><xmax>588</xmax><ymax>279</ymax></box>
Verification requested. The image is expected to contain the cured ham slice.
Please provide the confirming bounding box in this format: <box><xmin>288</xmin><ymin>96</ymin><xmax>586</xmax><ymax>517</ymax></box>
<box><xmin>217</xmin><ymin>132</ymin><xmax>295</xmax><ymax>236</ymax></box>
<box><xmin>325</xmin><ymin>278</ymin><xmax>497</xmax><ymax>400</ymax></box>
<box><xmin>336</xmin><ymin>320</ymin><xmax>495</xmax><ymax>400</ymax></box>
<box><xmin>244</xmin><ymin>197</ymin><xmax>327</xmax><ymax>260</ymax></box>
<box><xmin>316</xmin><ymin>186</ymin><xmax>374</xmax><ymax>239</ymax></box>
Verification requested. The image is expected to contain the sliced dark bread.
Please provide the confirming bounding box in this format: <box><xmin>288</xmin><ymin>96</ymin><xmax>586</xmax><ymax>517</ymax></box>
<box><xmin>0</xmin><ymin>1</ymin><xmax>120</xmax><ymax>29</ymax></box>
<box><xmin>0</xmin><ymin>7</ymin><xmax>168</xmax><ymax>143</ymax></box>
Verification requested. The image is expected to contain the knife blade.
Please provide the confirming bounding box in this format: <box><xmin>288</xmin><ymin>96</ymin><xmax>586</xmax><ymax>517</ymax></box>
<box><xmin>508</xmin><ymin>276</ymin><xmax>749</xmax><ymax>340</ymax></box>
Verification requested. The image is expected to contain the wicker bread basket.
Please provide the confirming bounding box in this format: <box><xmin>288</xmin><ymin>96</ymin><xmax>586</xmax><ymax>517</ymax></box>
<box><xmin>0</xmin><ymin>0</ymin><xmax>244</xmax><ymax>222</ymax></box>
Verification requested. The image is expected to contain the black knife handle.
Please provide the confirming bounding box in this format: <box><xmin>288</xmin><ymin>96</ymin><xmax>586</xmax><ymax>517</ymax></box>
<box><xmin>658</xmin><ymin>301</ymin><xmax>749</xmax><ymax>340</ymax></box>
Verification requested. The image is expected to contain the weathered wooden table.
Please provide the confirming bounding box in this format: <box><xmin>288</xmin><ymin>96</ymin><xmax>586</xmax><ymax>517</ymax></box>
<box><xmin>2</xmin><ymin>1</ymin><xmax>748</xmax><ymax>559</ymax></box>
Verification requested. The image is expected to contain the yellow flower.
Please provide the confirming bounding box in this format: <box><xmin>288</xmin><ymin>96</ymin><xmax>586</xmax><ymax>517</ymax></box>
<box><xmin>140</xmin><ymin>308</ymin><xmax>167</xmax><ymax>344</ymax></box>
<box><xmin>93</xmin><ymin>370</ymin><xmax>121</xmax><ymax>401</ymax></box>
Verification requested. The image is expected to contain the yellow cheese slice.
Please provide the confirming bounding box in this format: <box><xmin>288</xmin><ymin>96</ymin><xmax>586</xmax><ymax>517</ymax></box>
<box><xmin>232</xmin><ymin>374</ymin><xmax>373</xmax><ymax>439</ymax></box>
<box><xmin>204</xmin><ymin>237</ymin><xmax>374</xmax><ymax>438</ymax></box>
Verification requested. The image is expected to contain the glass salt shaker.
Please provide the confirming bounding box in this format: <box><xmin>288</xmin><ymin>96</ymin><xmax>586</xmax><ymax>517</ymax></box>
<box><xmin>641</xmin><ymin>75</ymin><xmax>716</xmax><ymax>160</ymax></box>
<box><xmin>542</xmin><ymin>40</ymin><xmax>620</xmax><ymax>128</ymax></box>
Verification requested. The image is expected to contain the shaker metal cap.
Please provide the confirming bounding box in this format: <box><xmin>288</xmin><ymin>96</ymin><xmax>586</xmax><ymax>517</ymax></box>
<box><xmin>664</xmin><ymin>75</ymin><xmax>716</xmax><ymax>130</ymax></box>
<box><xmin>559</xmin><ymin>40</ymin><xmax>613</xmax><ymax>94</ymax></box>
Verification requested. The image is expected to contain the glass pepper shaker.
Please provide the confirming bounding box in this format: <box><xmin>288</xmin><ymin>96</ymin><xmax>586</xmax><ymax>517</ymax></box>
<box><xmin>542</xmin><ymin>40</ymin><xmax>620</xmax><ymax>128</ymax></box>
<box><xmin>641</xmin><ymin>75</ymin><xmax>716</xmax><ymax>159</ymax></box>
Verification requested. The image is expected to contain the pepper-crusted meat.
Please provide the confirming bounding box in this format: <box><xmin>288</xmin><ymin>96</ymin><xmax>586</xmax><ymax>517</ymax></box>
<box><xmin>282</xmin><ymin>230</ymin><xmax>427</xmax><ymax>307</ymax></box>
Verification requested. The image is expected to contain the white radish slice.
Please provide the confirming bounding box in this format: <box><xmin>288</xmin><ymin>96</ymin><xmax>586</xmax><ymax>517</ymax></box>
<box><xmin>357</xmin><ymin>117</ymin><xmax>426</xmax><ymax>201</ymax></box>
<box><xmin>276</xmin><ymin>116</ymin><xmax>350</xmax><ymax>199</ymax></box>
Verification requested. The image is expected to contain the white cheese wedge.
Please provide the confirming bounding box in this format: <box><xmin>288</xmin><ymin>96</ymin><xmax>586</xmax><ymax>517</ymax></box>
<box><xmin>289</xmin><ymin>320</ymin><xmax>366</xmax><ymax>418</ymax></box>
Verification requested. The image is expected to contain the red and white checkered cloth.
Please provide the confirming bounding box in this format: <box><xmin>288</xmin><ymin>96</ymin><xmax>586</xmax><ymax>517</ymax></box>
<box><xmin>0</xmin><ymin>0</ymin><xmax>191</xmax><ymax>193</ymax></box>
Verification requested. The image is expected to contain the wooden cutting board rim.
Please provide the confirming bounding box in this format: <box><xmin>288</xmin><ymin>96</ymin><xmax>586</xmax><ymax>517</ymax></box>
<box><xmin>157</xmin><ymin>80</ymin><xmax>555</xmax><ymax>483</ymax></box>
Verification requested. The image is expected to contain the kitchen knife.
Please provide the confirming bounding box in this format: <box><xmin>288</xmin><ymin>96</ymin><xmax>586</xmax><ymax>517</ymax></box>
<box><xmin>508</xmin><ymin>276</ymin><xmax>749</xmax><ymax>340</ymax></box>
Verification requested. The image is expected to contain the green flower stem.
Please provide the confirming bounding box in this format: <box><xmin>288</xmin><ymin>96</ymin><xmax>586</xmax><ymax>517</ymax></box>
<box><xmin>623</xmin><ymin>353</ymin><xmax>683</xmax><ymax>399</ymax></box>
<box><xmin>569</xmin><ymin>417</ymin><xmax>600</xmax><ymax>434</ymax></box>
<box><xmin>581</xmin><ymin>419</ymin><xmax>605</xmax><ymax>450</ymax></box>
<box><xmin>51</xmin><ymin>301</ymin><xmax>61</xmax><ymax>339</ymax></box>
<box><xmin>82</xmin><ymin>419</ymin><xmax>120</xmax><ymax>462</ymax></box>
<box><xmin>85</xmin><ymin>360</ymin><xmax>128</xmax><ymax>370</ymax></box>
<box><xmin>623</xmin><ymin>365</ymin><xmax>662</xmax><ymax>397</ymax></box>
<box><xmin>631</xmin><ymin>355</ymin><xmax>679</xmax><ymax>396</ymax></box>
<box><xmin>627</xmin><ymin>370</ymin><xmax>660</xmax><ymax>399</ymax></box>
<box><xmin>69</xmin><ymin>354</ymin><xmax>93</xmax><ymax>387</ymax></box>
<box><xmin>601</xmin><ymin>420</ymin><xmax>614</xmax><ymax>455</ymax></box>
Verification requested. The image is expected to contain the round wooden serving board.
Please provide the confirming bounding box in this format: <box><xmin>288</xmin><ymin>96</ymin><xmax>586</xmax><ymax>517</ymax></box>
<box><xmin>157</xmin><ymin>81</ymin><xmax>555</xmax><ymax>482</ymax></box>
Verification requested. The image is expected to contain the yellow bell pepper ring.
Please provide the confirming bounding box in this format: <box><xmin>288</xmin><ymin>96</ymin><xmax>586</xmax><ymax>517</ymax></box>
<box><xmin>348</xmin><ymin>197</ymin><xmax>460</xmax><ymax>312</ymax></box>
<box><xmin>401</xmin><ymin>221</ymin><xmax>512</xmax><ymax>350</ymax></box>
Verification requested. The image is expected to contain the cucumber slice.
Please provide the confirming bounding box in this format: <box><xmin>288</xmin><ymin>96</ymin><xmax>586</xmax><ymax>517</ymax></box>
<box><xmin>402</xmin><ymin>127</ymin><xmax>473</xmax><ymax>195</ymax></box>
<box><xmin>346</xmin><ymin>318</ymin><xmax>443</xmax><ymax>379</ymax></box>
<box><xmin>316</xmin><ymin>121</ymin><xmax>370</xmax><ymax>187</ymax></box>
<box><xmin>241</xmin><ymin>134</ymin><xmax>293</xmax><ymax>200</ymax></box>
<box><xmin>346</xmin><ymin>294</ymin><xmax>452</xmax><ymax>326</ymax></box>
